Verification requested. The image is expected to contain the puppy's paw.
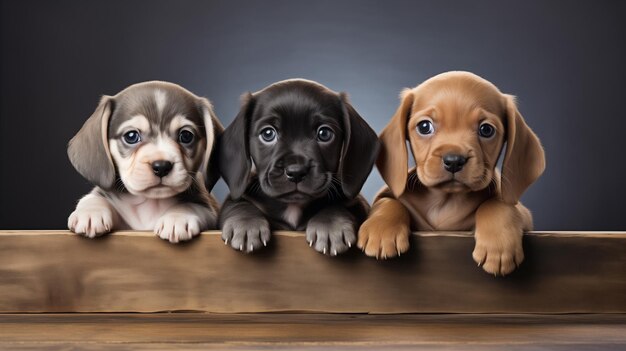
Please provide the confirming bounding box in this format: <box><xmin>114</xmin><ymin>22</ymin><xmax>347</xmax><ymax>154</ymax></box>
<box><xmin>221</xmin><ymin>217</ymin><xmax>271</xmax><ymax>253</ymax></box>
<box><xmin>357</xmin><ymin>217</ymin><xmax>410</xmax><ymax>259</ymax></box>
<box><xmin>472</xmin><ymin>228</ymin><xmax>524</xmax><ymax>276</ymax></box>
<box><xmin>306</xmin><ymin>216</ymin><xmax>356</xmax><ymax>256</ymax></box>
<box><xmin>155</xmin><ymin>213</ymin><xmax>202</xmax><ymax>243</ymax></box>
<box><xmin>68</xmin><ymin>208</ymin><xmax>113</xmax><ymax>238</ymax></box>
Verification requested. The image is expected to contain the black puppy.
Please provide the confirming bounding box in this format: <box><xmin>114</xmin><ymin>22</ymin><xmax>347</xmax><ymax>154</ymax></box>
<box><xmin>218</xmin><ymin>79</ymin><xmax>379</xmax><ymax>255</ymax></box>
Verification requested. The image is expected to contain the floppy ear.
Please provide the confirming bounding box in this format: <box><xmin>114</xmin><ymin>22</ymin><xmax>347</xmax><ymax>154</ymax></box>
<box><xmin>377</xmin><ymin>89</ymin><xmax>414</xmax><ymax>198</ymax></box>
<box><xmin>67</xmin><ymin>96</ymin><xmax>116</xmax><ymax>189</ymax></box>
<box><xmin>217</xmin><ymin>93</ymin><xmax>255</xmax><ymax>199</ymax></box>
<box><xmin>198</xmin><ymin>97</ymin><xmax>224</xmax><ymax>192</ymax></box>
<box><xmin>500</xmin><ymin>94</ymin><xmax>546</xmax><ymax>205</ymax></box>
<box><xmin>338</xmin><ymin>93</ymin><xmax>380</xmax><ymax>198</ymax></box>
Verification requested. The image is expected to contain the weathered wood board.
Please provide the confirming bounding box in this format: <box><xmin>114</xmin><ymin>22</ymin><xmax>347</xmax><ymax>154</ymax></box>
<box><xmin>0</xmin><ymin>230</ymin><xmax>624</xmax><ymax>313</ymax></box>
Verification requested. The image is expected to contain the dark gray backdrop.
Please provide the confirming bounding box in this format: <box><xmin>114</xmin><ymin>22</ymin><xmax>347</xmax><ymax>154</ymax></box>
<box><xmin>1</xmin><ymin>0</ymin><xmax>625</xmax><ymax>230</ymax></box>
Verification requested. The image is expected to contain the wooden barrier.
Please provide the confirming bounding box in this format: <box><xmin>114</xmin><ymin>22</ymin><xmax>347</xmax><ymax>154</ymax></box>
<box><xmin>0</xmin><ymin>230</ymin><xmax>624</xmax><ymax>313</ymax></box>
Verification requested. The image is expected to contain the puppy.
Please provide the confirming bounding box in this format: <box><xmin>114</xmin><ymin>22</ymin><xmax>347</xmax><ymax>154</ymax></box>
<box><xmin>67</xmin><ymin>81</ymin><xmax>223</xmax><ymax>243</ymax></box>
<box><xmin>218</xmin><ymin>79</ymin><xmax>379</xmax><ymax>255</ymax></box>
<box><xmin>358</xmin><ymin>71</ymin><xmax>545</xmax><ymax>275</ymax></box>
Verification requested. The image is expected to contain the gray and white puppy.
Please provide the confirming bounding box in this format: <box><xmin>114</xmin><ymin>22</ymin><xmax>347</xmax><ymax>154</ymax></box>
<box><xmin>67</xmin><ymin>81</ymin><xmax>223</xmax><ymax>243</ymax></box>
<box><xmin>218</xmin><ymin>79</ymin><xmax>380</xmax><ymax>255</ymax></box>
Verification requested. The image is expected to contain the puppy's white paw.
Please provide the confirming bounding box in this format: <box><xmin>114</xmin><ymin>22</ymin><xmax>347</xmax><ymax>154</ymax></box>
<box><xmin>68</xmin><ymin>208</ymin><xmax>113</xmax><ymax>238</ymax></box>
<box><xmin>306</xmin><ymin>216</ymin><xmax>356</xmax><ymax>256</ymax></box>
<box><xmin>155</xmin><ymin>213</ymin><xmax>202</xmax><ymax>243</ymax></box>
<box><xmin>221</xmin><ymin>217</ymin><xmax>271</xmax><ymax>253</ymax></box>
<box><xmin>472</xmin><ymin>228</ymin><xmax>524</xmax><ymax>276</ymax></box>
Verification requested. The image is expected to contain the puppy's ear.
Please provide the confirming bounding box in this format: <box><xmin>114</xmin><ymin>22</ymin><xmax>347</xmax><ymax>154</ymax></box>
<box><xmin>501</xmin><ymin>94</ymin><xmax>546</xmax><ymax>205</ymax></box>
<box><xmin>198</xmin><ymin>97</ymin><xmax>224</xmax><ymax>192</ymax></box>
<box><xmin>339</xmin><ymin>94</ymin><xmax>380</xmax><ymax>198</ymax></box>
<box><xmin>377</xmin><ymin>89</ymin><xmax>413</xmax><ymax>198</ymax></box>
<box><xmin>218</xmin><ymin>93</ymin><xmax>255</xmax><ymax>199</ymax></box>
<box><xmin>67</xmin><ymin>96</ymin><xmax>116</xmax><ymax>189</ymax></box>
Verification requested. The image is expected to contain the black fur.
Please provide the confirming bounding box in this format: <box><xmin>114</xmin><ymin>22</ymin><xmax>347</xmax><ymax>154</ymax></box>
<box><xmin>217</xmin><ymin>79</ymin><xmax>379</xmax><ymax>255</ymax></box>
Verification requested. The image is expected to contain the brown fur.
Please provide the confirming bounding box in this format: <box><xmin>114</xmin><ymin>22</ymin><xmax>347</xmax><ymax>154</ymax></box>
<box><xmin>358</xmin><ymin>71</ymin><xmax>545</xmax><ymax>275</ymax></box>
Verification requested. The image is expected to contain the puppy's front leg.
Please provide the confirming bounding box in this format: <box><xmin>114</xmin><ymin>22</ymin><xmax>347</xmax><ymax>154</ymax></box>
<box><xmin>357</xmin><ymin>198</ymin><xmax>410</xmax><ymax>259</ymax></box>
<box><xmin>473</xmin><ymin>199</ymin><xmax>531</xmax><ymax>276</ymax></box>
<box><xmin>68</xmin><ymin>190</ymin><xmax>118</xmax><ymax>238</ymax></box>
<box><xmin>156</xmin><ymin>203</ymin><xmax>217</xmax><ymax>243</ymax></box>
<box><xmin>219</xmin><ymin>198</ymin><xmax>271</xmax><ymax>253</ymax></box>
<box><xmin>306</xmin><ymin>206</ymin><xmax>357</xmax><ymax>256</ymax></box>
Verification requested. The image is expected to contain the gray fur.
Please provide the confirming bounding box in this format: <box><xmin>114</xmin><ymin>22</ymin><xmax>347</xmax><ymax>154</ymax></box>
<box><xmin>67</xmin><ymin>81</ymin><xmax>222</xmax><ymax>242</ymax></box>
<box><xmin>67</xmin><ymin>96</ymin><xmax>116</xmax><ymax>189</ymax></box>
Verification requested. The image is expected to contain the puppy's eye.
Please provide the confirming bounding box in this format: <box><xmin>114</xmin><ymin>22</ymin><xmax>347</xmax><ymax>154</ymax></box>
<box><xmin>259</xmin><ymin>127</ymin><xmax>277</xmax><ymax>144</ymax></box>
<box><xmin>123</xmin><ymin>130</ymin><xmax>141</xmax><ymax>145</ymax></box>
<box><xmin>478</xmin><ymin>123</ymin><xmax>496</xmax><ymax>138</ymax></box>
<box><xmin>317</xmin><ymin>126</ymin><xmax>334</xmax><ymax>142</ymax></box>
<box><xmin>416</xmin><ymin>120</ymin><xmax>434</xmax><ymax>135</ymax></box>
<box><xmin>179</xmin><ymin>129</ymin><xmax>195</xmax><ymax>145</ymax></box>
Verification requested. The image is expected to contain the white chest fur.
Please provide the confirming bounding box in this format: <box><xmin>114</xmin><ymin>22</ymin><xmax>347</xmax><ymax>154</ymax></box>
<box><xmin>108</xmin><ymin>194</ymin><xmax>178</xmax><ymax>230</ymax></box>
<box><xmin>282</xmin><ymin>204</ymin><xmax>302</xmax><ymax>229</ymax></box>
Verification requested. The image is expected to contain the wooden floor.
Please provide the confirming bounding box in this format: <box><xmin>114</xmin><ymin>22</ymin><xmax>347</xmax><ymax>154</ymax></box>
<box><xmin>0</xmin><ymin>313</ymin><xmax>624</xmax><ymax>350</ymax></box>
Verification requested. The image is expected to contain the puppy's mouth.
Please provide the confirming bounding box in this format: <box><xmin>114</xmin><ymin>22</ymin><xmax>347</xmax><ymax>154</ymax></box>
<box><xmin>263</xmin><ymin>171</ymin><xmax>330</xmax><ymax>202</ymax></box>
<box><xmin>144</xmin><ymin>181</ymin><xmax>168</xmax><ymax>190</ymax></box>
<box><xmin>125</xmin><ymin>177</ymin><xmax>191</xmax><ymax>199</ymax></box>
<box><xmin>433</xmin><ymin>178</ymin><xmax>470</xmax><ymax>192</ymax></box>
<box><xmin>132</xmin><ymin>183</ymin><xmax>177</xmax><ymax>198</ymax></box>
<box><xmin>278</xmin><ymin>191</ymin><xmax>312</xmax><ymax>202</ymax></box>
<box><xmin>144</xmin><ymin>185</ymin><xmax>172</xmax><ymax>193</ymax></box>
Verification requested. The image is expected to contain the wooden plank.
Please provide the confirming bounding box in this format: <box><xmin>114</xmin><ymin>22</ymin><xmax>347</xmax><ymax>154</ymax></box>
<box><xmin>0</xmin><ymin>230</ymin><xmax>624</xmax><ymax>313</ymax></box>
<box><xmin>0</xmin><ymin>314</ymin><xmax>624</xmax><ymax>350</ymax></box>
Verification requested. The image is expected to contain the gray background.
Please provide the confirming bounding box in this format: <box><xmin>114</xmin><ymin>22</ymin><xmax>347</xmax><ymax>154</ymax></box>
<box><xmin>1</xmin><ymin>0</ymin><xmax>625</xmax><ymax>230</ymax></box>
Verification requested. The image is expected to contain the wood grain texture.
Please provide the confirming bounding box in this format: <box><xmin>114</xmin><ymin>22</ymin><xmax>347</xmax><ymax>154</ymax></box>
<box><xmin>0</xmin><ymin>313</ymin><xmax>624</xmax><ymax>350</ymax></box>
<box><xmin>0</xmin><ymin>230</ymin><xmax>624</xmax><ymax>313</ymax></box>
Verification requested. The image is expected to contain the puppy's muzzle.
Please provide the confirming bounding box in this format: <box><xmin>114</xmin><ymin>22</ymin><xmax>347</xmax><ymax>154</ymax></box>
<box><xmin>442</xmin><ymin>153</ymin><xmax>467</xmax><ymax>174</ymax></box>
<box><xmin>151</xmin><ymin>160</ymin><xmax>173</xmax><ymax>178</ymax></box>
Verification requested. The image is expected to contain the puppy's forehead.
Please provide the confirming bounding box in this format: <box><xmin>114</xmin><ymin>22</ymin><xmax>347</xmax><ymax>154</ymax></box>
<box><xmin>109</xmin><ymin>83</ymin><xmax>203</xmax><ymax>133</ymax></box>
<box><xmin>254</xmin><ymin>82</ymin><xmax>342</xmax><ymax>121</ymax></box>
<box><xmin>414</xmin><ymin>76</ymin><xmax>504</xmax><ymax>115</ymax></box>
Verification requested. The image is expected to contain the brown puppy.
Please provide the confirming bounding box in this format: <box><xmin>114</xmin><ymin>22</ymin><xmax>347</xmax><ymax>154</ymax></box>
<box><xmin>357</xmin><ymin>71</ymin><xmax>545</xmax><ymax>275</ymax></box>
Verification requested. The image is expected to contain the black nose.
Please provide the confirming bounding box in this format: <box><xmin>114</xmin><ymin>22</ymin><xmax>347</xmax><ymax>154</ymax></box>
<box><xmin>152</xmin><ymin>160</ymin><xmax>173</xmax><ymax>178</ymax></box>
<box><xmin>442</xmin><ymin>154</ymin><xmax>467</xmax><ymax>173</ymax></box>
<box><xmin>285</xmin><ymin>164</ymin><xmax>309</xmax><ymax>183</ymax></box>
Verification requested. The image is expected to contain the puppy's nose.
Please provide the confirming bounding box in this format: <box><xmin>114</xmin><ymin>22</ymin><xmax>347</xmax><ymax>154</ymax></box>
<box><xmin>285</xmin><ymin>164</ymin><xmax>309</xmax><ymax>183</ymax></box>
<box><xmin>152</xmin><ymin>160</ymin><xmax>173</xmax><ymax>178</ymax></box>
<box><xmin>442</xmin><ymin>154</ymin><xmax>467</xmax><ymax>174</ymax></box>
